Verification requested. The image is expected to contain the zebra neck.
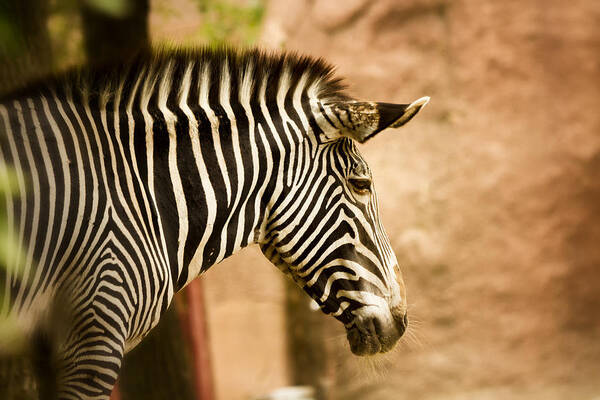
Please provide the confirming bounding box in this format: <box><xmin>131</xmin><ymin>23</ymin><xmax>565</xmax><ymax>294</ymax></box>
<box><xmin>144</xmin><ymin>64</ymin><xmax>284</xmax><ymax>291</ymax></box>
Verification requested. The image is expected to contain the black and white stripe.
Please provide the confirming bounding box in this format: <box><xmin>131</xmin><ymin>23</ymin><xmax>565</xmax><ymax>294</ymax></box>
<box><xmin>0</xmin><ymin>47</ymin><xmax>423</xmax><ymax>398</ymax></box>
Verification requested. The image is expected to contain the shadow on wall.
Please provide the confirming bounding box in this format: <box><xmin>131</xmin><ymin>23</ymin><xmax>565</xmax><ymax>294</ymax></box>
<box><xmin>560</xmin><ymin>152</ymin><xmax>600</xmax><ymax>335</ymax></box>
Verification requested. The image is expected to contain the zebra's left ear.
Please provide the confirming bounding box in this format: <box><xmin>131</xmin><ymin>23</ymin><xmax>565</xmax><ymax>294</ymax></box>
<box><xmin>321</xmin><ymin>96</ymin><xmax>430</xmax><ymax>143</ymax></box>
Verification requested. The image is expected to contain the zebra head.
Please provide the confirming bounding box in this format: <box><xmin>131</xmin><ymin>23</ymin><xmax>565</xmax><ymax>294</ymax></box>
<box><xmin>261</xmin><ymin>92</ymin><xmax>429</xmax><ymax>356</ymax></box>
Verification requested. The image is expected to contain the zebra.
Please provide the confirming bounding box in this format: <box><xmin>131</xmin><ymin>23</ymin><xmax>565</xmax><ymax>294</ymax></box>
<box><xmin>0</xmin><ymin>47</ymin><xmax>428</xmax><ymax>399</ymax></box>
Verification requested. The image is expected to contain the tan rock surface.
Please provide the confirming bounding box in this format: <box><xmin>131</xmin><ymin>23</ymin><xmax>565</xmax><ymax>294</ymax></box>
<box><xmin>259</xmin><ymin>0</ymin><xmax>600</xmax><ymax>399</ymax></box>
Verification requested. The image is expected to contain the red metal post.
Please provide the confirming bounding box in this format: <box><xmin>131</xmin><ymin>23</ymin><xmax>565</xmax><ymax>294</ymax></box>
<box><xmin>184</xmin><ymin>279</ymin><xmax>215</xmax><ymax>400</ymax></box>
<box><xmin>110</xmin><ymin>384</ymin><xmax>121</xmax><ymax>400</ymax></box>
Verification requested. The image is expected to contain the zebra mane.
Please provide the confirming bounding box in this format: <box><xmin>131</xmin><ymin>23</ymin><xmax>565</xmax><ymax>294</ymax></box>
<box><xmin>2</xmin><ymin>46</ymin><xmax>351</xmax><ymax>104</ymax></box>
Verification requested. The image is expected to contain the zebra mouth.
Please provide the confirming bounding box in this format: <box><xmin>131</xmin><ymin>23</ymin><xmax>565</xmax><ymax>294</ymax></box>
<box><xmin>346</xmin><ymin>316</ymin><xmax>402</xmax><ymax>356</ymax></box>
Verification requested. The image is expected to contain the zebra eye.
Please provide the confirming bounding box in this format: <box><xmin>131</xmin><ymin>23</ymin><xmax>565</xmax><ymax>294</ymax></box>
<box><xmin>348</xmin><ymin>177</ymin><xmax>372</xmax><ymax>194</ymax></box>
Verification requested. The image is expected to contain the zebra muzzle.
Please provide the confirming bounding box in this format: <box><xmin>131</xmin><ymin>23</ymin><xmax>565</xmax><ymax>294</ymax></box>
<box><xmin>346</xmin><ymin>309</ymin><xmax>408</xmax><ymax>356</ymax></box>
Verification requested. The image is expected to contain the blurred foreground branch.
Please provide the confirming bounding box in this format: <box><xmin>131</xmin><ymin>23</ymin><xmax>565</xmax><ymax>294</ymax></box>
<box><xmin>80</xmin><ymin>0</ymin><xmax>149</xmax><ymax>65</ymax></box>
<box><xmin>0</xmin><ymin>0</ymin><xmax>52</xmax><ymax>94</ymax></box>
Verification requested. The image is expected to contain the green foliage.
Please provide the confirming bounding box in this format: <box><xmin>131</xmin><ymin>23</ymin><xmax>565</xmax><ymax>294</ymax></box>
<box><xmin>84</xmin><ymin>0</ymin><xmax>132</xmax><ymax>18</ymax></box>
<box><xmin>0</xmin><ymin>165</ymin><xmax>26</xmax><ymax>353</ymax></box>
<box><xmin>194</xmin><ymin>0</ymin><xmax>265</xmax><ymax>46</ymax></box>
<box><xmin>0</xmin><ymin>14</ymin><xmax>20</xmax><ymax>57</ymax></box>
<box><xmin>0</xmin><ymin>165</ymin><xmax>21</xmax><ymax>275</ymax></box>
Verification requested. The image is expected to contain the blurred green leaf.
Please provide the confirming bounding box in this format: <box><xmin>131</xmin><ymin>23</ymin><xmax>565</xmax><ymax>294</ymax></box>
<box><xmin>0</xmin><ymin>15</ymin><xmax>22</xmax><ymax>56</ymax></box>
<box><xmin>0</xmin><ymin>225</ymin><xmax>22</xmax><ymax>276</ymax></box>
<box><xmin>0</xmin><ymin>165</ymin><xmax>18</xmax><ymax>195</ymax></box>
<box><xmin>0</xmin><ymin>165</ymin><xmax>24</xmax><ymax>281</ymax></box>
<box><xmin>84</xmin><ymin>0</ymin><xmax>132</xmax><ymax>18</ymax></box>
<box><xmin>193</xmin><ymin>0</ymin><xmax>265</xmax><ymax>46</ymax></box>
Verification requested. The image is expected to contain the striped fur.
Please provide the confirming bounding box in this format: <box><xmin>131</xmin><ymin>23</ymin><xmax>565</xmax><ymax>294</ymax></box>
<box><xmin>0</xmin><ymin>47</ymin><xmax>414</xmax><ymax>398</ymax></box>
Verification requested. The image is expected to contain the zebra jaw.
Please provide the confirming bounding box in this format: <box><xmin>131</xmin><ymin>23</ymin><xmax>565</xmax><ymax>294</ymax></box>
<box><xmin>260</xmin><ymin>244</ymin><xmax>406</xmax><ymax>356</ymax></box>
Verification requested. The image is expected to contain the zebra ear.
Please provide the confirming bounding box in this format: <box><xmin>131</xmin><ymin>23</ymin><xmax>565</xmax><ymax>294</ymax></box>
<box><xmin>322</xmin><ymin>96</ymin><xmax>430</xmax><ymax>143</ymax></box>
